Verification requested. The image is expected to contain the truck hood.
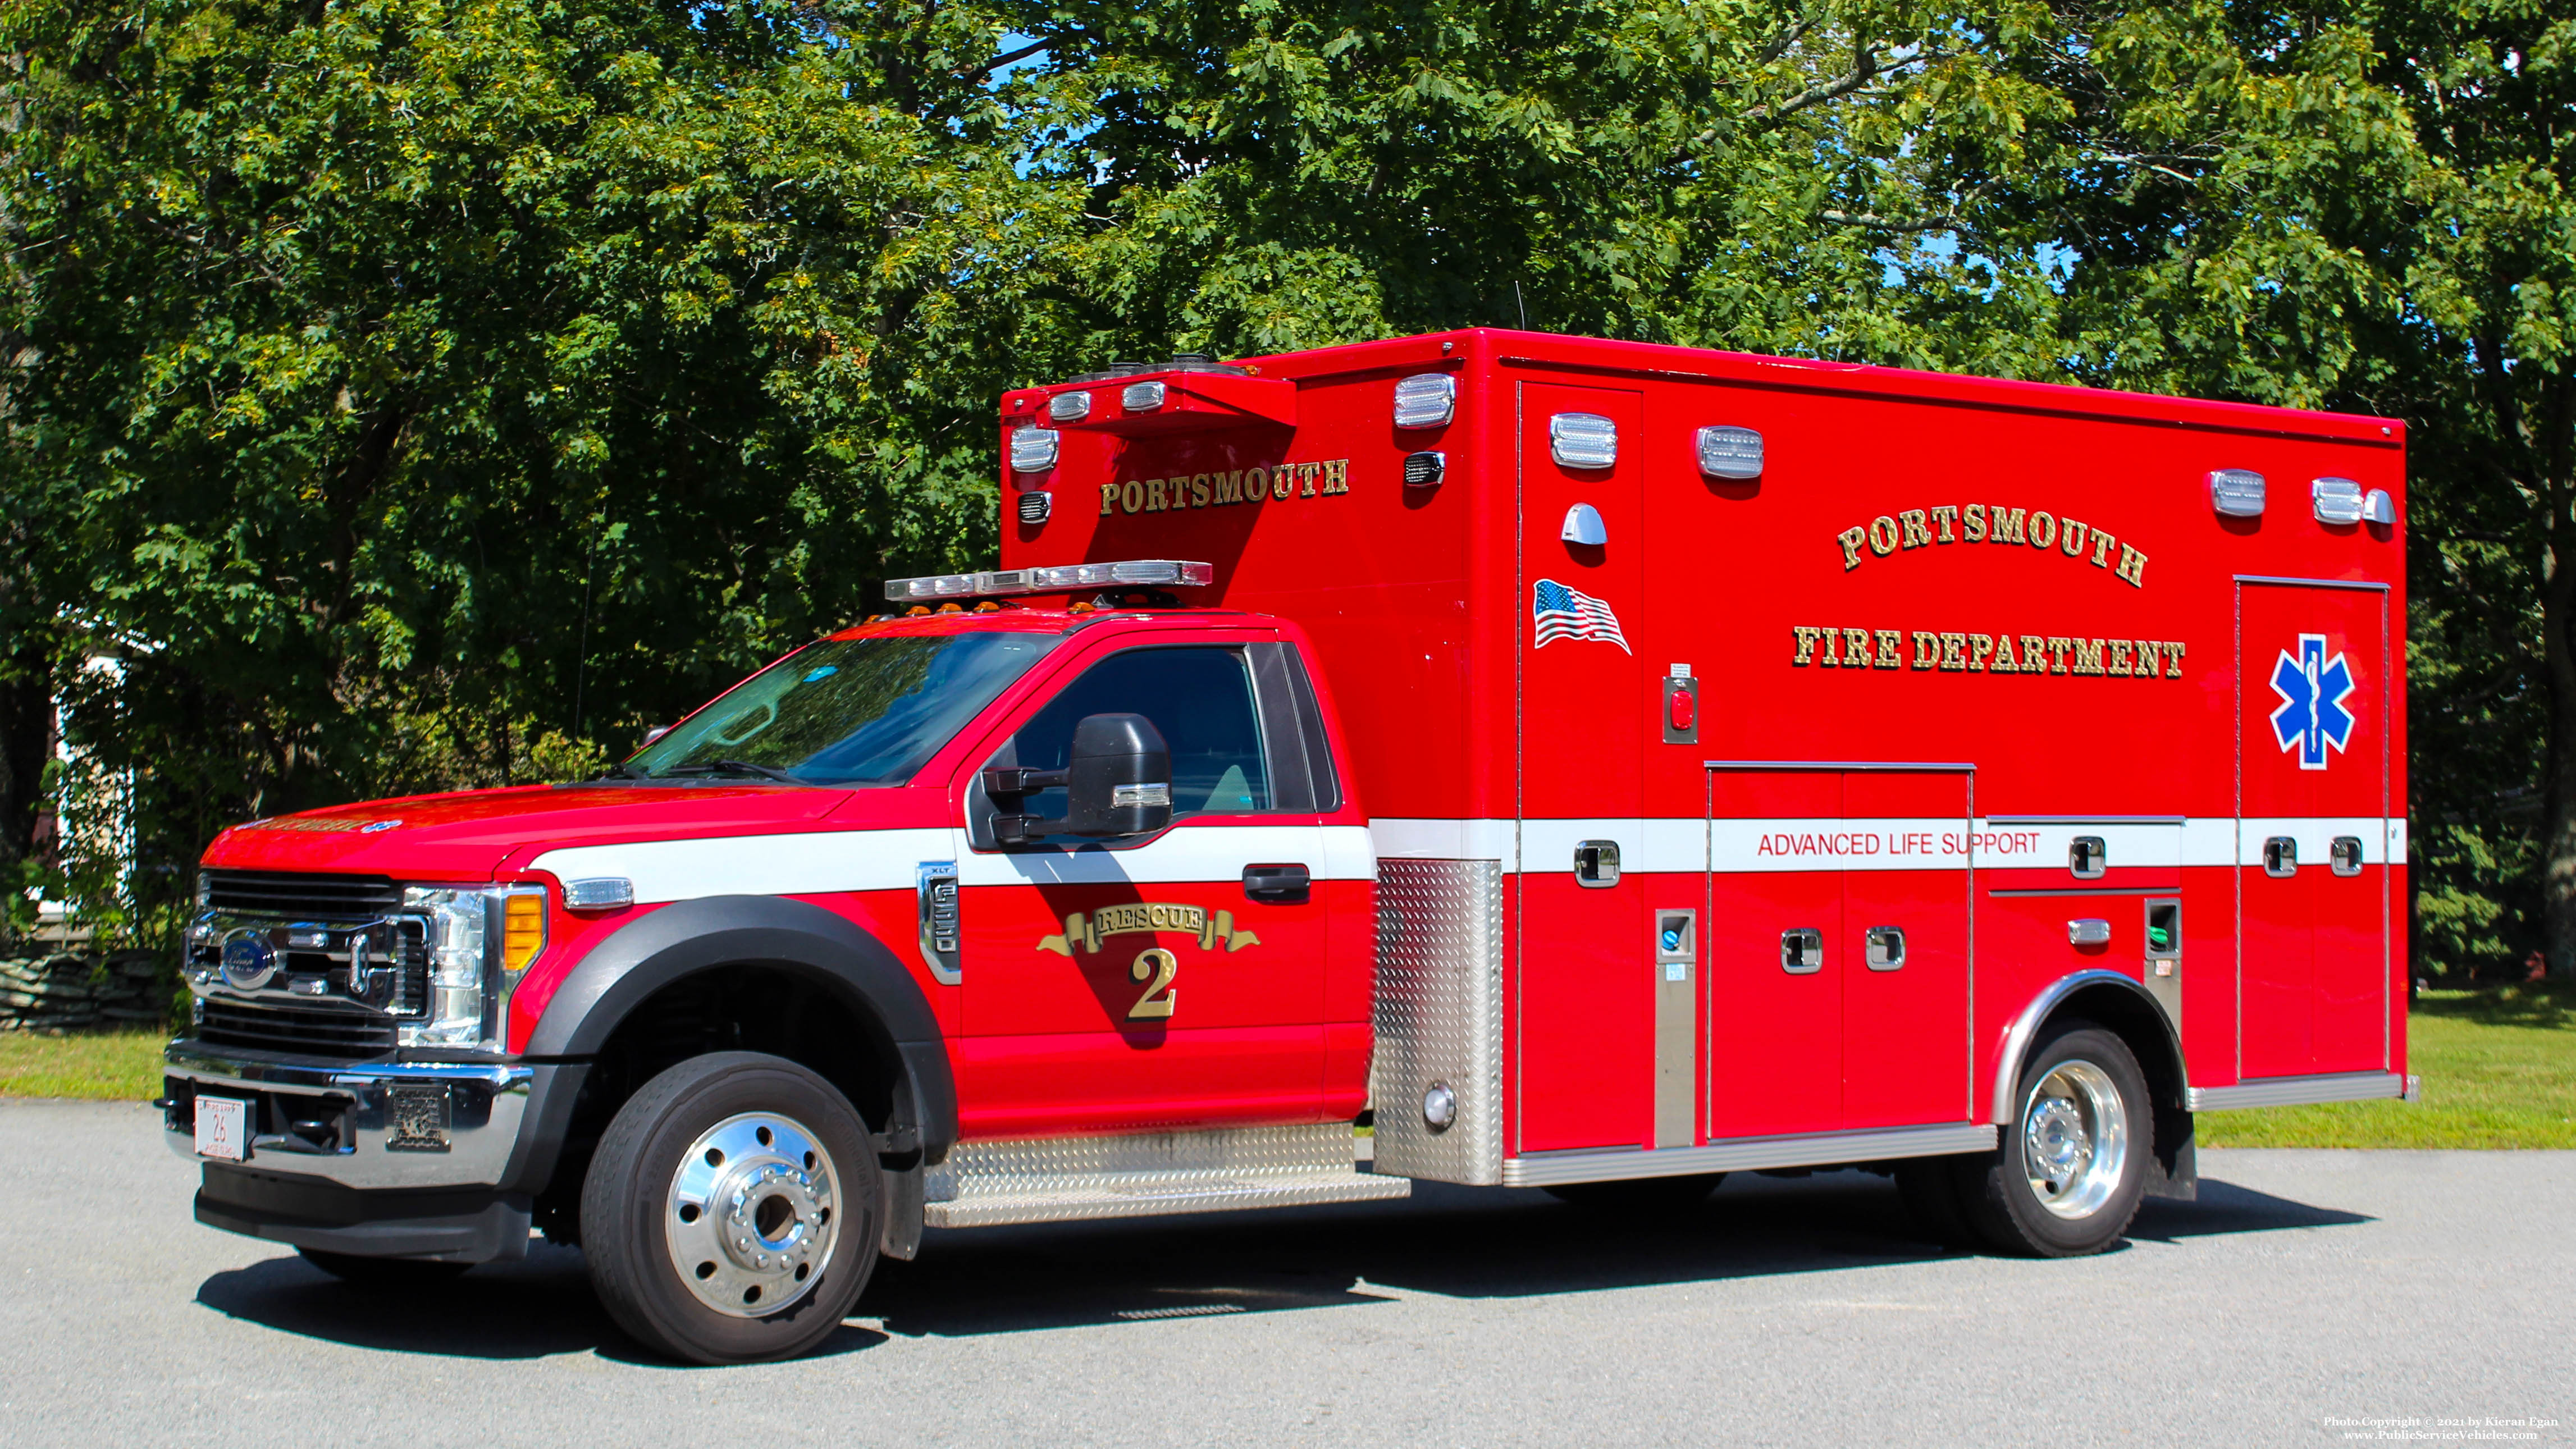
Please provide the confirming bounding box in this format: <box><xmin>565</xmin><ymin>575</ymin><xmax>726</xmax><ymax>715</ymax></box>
<box><xmin>200</xmin><ymin>783</ymin><xmax>857</xmax><ymax>882</ymax></box>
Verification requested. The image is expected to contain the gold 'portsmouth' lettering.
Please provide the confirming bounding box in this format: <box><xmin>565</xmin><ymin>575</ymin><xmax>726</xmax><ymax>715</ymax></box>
<box><xmin>1095</xmin><ymin>458</ymin><xmax>1353</xmax><ymax>518</ymax></box>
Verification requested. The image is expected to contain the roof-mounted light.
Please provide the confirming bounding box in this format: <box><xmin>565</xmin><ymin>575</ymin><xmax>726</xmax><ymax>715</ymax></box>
<box><xmin>1394</xmin><ymin>373</ymin><xmax>1455</xmax><ymax>428</ymax></box>
<box><xmin>1047</xmin><ymin>390</ymin><xmax>1092</xmax><ymax>422</ymax></box>
<box><xmin>2209</xmin><ymin>468</ymin><xmax>2266</xmax><ymax>517</ymax></box>
<box><xmin>1121</xmin><ymin>380</ymin><xmax>1167</xmax><ymax>412</ymax></box>
<box><xmin>883</xmin><ymin>560</ymin><xmax>1212</xmax><ymax>603</ymax></box>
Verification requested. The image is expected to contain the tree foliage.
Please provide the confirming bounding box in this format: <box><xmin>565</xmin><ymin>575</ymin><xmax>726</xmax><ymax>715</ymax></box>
<box><xmin>1</xmin><ymin>0</ymin><xmax>2568</xmax><ymax>976</ymax></box>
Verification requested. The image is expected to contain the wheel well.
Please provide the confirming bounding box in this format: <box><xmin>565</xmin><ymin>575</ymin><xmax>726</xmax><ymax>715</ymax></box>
<box><xmin>535</xmin><ymin>963</ymin><xmax>906</xmax><ymax>1243</ymax></box>
<box><xmin>2035</xmin><ymin>983</ymin><xmax>2193</xmax><ymax>1195</ymax></box>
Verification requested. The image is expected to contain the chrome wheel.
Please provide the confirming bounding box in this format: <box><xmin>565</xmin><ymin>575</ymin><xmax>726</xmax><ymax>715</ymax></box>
<box><xmin>664</xmin><ymin>1111</ymin><xmax>841</xmax><ymax>1318</ymax></box>
<box><xmin>2020</xmin><ymin>1058</ymin><xmax>2129</xmax><ymax>1220</ymax></box>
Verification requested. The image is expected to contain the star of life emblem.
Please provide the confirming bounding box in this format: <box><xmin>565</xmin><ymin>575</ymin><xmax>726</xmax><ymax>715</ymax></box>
<box><xmin>2268</xmin><ymin>633</ymin><xmax>2356</xmax><ymax>770</ymax></box>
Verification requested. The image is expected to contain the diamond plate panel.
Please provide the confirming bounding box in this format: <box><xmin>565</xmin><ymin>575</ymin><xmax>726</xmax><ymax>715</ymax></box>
<box><xmin>923</xmin><ymin>1123</ymin><xmax>1407</xmax><ymax>1228</ymax></box>
<box><xmin>1369</xmin><ymin>858</ymin><xmax>1504</xmax><ymax>1185</ymax></box>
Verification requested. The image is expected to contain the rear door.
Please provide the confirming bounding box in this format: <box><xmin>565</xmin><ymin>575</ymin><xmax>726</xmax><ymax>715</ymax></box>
<box><xmin>2236</xmin><ymin>579</ymin><xmax>2391</xmax><ymax>1077</ymax></box>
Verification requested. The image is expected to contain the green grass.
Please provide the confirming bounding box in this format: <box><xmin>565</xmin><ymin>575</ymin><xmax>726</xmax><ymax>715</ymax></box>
<box><xmin>2198</xmin><ymin>982</ymin><xmax>2576</xmax><ymax>1148</ymax></box>
<box><xmin>0</xmin><ymin>1028</ymin><xmax>170</xmax><ymax>1100</ymax></box>
<box><xmin>3</xmin><ymin>985</ymin><xmax>2571</xmax><ymax>1149</ymax></box>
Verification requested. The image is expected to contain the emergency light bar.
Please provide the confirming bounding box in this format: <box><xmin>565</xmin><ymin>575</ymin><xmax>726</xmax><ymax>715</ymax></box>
<box><xmin>883</xmin><ymin>560</ymin><xmax>1213</xmax><ymax>603</ymax></box>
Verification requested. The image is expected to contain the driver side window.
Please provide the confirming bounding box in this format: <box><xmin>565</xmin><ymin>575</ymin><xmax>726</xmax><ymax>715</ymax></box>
<box><xmin>1010</xmin><ymin>647</ymin><xmax>1271</xmax><ymax>822</ymax></box>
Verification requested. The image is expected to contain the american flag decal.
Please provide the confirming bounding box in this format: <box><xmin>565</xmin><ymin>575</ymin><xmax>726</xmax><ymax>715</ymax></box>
<box><xmin>1532</xmin><ymin>578</ymin><xmax>1631</xmax><ymax>653</ymax></box>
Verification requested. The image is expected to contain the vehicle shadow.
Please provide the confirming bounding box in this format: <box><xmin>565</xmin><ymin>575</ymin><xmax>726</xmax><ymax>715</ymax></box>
<box><xmin>191</xmin><ymin>1168</ymin><xmax>2374</xmax><ymax>1359</ymax></box>
<box><xmin>191</xmin><ymin>1244</ymin><xmax>885</xmax><ymax>1364</ymax></box>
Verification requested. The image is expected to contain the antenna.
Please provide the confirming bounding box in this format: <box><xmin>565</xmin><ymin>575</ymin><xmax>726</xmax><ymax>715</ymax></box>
<box><xmin>1515</xmin><ymin>281</ymin><xmax>1529</xmax><ymax>331</ymax></box>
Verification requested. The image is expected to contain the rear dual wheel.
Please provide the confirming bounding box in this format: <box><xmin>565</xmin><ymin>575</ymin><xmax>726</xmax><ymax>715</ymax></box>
<box><xmin>581</xmin><ymin>1051</ymin><xmax>883</xmax><ymax>1364</ymax></box>
<box><xmin>1902</xmin><ymin>1022</ymin><xmax>2149</xmax><ymax>1258</ymax></box>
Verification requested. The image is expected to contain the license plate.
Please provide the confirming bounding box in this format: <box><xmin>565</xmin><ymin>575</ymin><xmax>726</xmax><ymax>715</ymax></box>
<box><xmin>193</xmin><ymin>1095</ymin><xmax>249</xmax><ymax>1162</ymax></box>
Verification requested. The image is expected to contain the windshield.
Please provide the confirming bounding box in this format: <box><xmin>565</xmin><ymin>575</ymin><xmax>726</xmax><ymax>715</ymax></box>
<box><xmin>623</xmin><ymin>632</ymin><xmax>1055</xmax><ymax>786</ymax></box>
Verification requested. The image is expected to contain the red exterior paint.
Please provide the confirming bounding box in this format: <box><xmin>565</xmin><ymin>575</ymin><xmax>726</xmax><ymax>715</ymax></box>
<box><xmin>199</xmin><ymin>327</ymin><xmax>2406</xmax><ymax>1168</ymax></box>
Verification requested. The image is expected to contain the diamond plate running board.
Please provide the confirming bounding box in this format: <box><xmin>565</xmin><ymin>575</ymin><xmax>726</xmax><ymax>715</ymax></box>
<box><xmin>923</xmin><ymin>1123</ymin><xmax>1409</xmax><ymax>1229</ymax></box>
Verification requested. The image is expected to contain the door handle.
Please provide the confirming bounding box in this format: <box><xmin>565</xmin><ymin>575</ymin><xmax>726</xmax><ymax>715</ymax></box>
<box><xmin>1243</xmin><ymin>863</ymin><xmax>1311</xmax><ymax>903</ymax></box>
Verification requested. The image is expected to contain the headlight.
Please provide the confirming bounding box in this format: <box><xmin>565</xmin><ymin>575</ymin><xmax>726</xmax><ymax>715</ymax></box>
<box><xmin>399</xmin><ymin>884</ymin><xmax>547</xmax><ymax>1050</ymax></box>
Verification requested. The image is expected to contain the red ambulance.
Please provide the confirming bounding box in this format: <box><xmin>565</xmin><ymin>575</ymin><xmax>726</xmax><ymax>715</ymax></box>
<box><xmin>165</xmin><ymin>328</ymin><xmax>2410</xmax><ymax>1363</ymax></box>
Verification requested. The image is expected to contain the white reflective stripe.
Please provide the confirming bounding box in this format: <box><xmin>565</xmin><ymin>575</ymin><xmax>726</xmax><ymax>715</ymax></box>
<box><xmin>531</xmin><ymin>822</ymin><xmax>1373</xmax><ymax>904</ymax></box>
<box><xmin>953</xmin><ymin>823</ymin><xmax>1372</xmax><ymax>888</ymax></box>
<box><xmin>1371</xmin><ymin>817</ymin><xmax>1517</xmax><ymax>861</ymax></box>
<box><xmin>2237</xmin><ymin>817</ymin><xmax>2391</xmax><ymax>866</ymax></box>
<box><xmin>1359</xmin><ymin>817</ymin><xmax>2411</xmax><ymax>875</ymax></box>
<box><xmin>2180</xmin><ymin>819</ymin><xmax>2236</xmax><ymax>868</ymax></box>
<box><xmin>1319</xmin><ymin>824</ymin><xmax>1377</xmax><ymax>881</ymax></box>
<box><xmin>529</xmin><ymin>828</ymin><xmax>950</xmax><ymax>904</ymax></box>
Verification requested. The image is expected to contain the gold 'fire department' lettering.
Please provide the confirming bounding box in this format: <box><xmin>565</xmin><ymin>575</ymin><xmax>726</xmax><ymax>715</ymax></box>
<box><xmin>1789</xmin><ymin>627</ymin><xmax>2189</xmax><ymax>679</ymax></box>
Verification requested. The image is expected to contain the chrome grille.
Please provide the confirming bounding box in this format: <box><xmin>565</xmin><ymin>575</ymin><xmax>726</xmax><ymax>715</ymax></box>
<box><xmin>197</xmin><ymin>998</ymin><xmax>397</xmax><ymax>1059</ymax></box>
<box><xmin>203</xmin><ymin>870</ymin><xmax>402</xmax><ymax>920</ymax></box>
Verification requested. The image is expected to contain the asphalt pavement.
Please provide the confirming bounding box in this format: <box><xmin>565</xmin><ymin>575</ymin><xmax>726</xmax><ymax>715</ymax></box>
<box><xmin>2</xmin><ymin>1099</ymin><xmax>2568</xmax><ymax>1447</ymax></box>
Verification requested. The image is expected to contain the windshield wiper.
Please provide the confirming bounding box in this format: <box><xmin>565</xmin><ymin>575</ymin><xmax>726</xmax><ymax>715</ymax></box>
<box><xmin>657</xmin><ymin>760</ymin><xmax>807</xmax><ymax>784</ymax></box>
<box><xmin>593</xmin><ymin>761</ymin><xmax>653</xmax><ymax>781</ymax></box>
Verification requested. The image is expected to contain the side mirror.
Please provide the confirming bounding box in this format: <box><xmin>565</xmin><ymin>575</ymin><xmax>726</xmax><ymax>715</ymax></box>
<box><xmin>983</xmin><ymin>712</ymin><xmax>1172</xmax><ymax>843</ymax></box>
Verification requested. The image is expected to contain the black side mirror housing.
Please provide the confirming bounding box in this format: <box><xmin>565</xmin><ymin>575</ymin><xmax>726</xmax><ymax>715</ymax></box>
<box><xmin>984</xmin><ymin>712</ymin><xmax>1172</xmax><ymax>843</ymax></box>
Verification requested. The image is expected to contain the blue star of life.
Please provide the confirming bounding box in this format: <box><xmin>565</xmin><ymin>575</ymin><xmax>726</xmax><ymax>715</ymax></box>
<box><xmin>2268</xmin><ymin>633</ymin><xmax>2356</xmax><ymax>770</ymax></box>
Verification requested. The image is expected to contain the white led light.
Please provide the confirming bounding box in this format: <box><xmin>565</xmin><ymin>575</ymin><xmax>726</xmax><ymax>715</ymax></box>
<box><xmin>1695</xmin><ymin>424</ymin><xmax>1764</xmax><ymax>479</ymax></box>
<box><xmin>1550</xmin><ymin>412</ymin><xmax>1617</xmax><ymax>469</ymax></box>
<box><xmin>1393</xmin><ymin>373</ymin><xmax>1455</xmax><ymax>428</ymax></box>
<box><xmin>887</xmin><ymin>560</ymin><xmax>1214</xmax><ymax>602</ymax></box>
<box><xmin>2363</xmin><ymin>488</ymin><xmax>2395</xmax><ymax>525</ymax></box>
<box><xmin>2209</xmin><ymin>468</ymin><xmax>2266</xmax><ymax>517</ymax></box>
<box><xmin>1121</xmin><ymin>380</ymin><xmax>1167</xmax><ymax>412</ymax></box>
<box><xmin>1009</xmin><ymin>425</ymin><xmax>1059</xmax><ymax>473</ymax></box>
<box><xmin>1048</xmin><ymin>390</ymin><xmax>1092</xmax><ymax>422</ymax></box>
<box><xmin>2312</xmin><ymin>476</ymin><xmax>2365</xmax><ymax>525</ymax></box>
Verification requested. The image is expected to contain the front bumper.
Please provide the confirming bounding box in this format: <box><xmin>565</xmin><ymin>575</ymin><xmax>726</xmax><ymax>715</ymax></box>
<box><xmin>162</xmin><ymin>1043</ymin><xmax>535</xmax><ymax>1190</ymax></box>
<box><xmin>164</xmin><ymin>1042</ymin><xmax>584</xmax><ymax>1263</ymax></box>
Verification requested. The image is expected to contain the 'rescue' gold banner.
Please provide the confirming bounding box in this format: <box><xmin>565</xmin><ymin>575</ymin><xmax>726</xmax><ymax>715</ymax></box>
<box><xmin>1038</xmin><ymin>902</ymin><xmax>1262</xmax><ymax>955</ymax></box>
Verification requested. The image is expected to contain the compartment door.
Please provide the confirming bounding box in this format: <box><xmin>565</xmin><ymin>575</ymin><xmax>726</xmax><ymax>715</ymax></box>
<box><xmin>1837</xmin><ymin>772</ymin><xmax>1975</xmax><ymax>1128</ymax></box>
<box><xmin>1515</xmin><ymin>382</ymin><xmax>1647</xmax><ymax>1154</ymax></box>
<box><xmin>2236</xmin><ymin>580</ymin><xmax>2391</xmax><ymax>1077</ymax></box>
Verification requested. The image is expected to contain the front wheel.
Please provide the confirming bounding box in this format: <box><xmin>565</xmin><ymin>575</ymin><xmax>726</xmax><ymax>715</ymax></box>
<box><xmin>581</xmin><ymin>1051</ymin><xmax>883</xmax><ymax>1364</ymax></box>
<box><xmin>1954</xmin><ymin>1022</ymin><xmax>2150</xmax><ymax>1257</ymax></box>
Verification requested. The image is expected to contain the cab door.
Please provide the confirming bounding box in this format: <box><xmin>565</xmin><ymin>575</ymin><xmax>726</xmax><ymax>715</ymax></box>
<box><xmin>953</xmin><ymin>635</ymin><xmax>1333</xmax><ymax>1138</ymax></box>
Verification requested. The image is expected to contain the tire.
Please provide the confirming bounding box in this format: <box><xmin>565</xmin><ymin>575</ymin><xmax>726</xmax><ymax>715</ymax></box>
<box><xmin>1542</xmin><ymin>1173</ymin><xmax>1725</xmax><ymax>1212</ymax></box>
<box><xmin>581</xmin><ymin>1051</ymin><xmax>883</xmax><ymax>1364</ymax></box>
<box><xmin>296</xmin><ymin>1247</ymin><xmax>473</xmax><ymax>1286</ymax></box>
<box><xmin>1955</xmin><ymin>1021</ymin><xmax>2150</xmax><ymax>1257</ymax></box>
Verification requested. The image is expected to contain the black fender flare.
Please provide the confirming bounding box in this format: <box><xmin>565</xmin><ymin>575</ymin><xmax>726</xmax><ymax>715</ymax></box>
<box><xmin>524</xmin><ymin>894</ymin><xmax>957</xmax><ymax>1166</ymax></box>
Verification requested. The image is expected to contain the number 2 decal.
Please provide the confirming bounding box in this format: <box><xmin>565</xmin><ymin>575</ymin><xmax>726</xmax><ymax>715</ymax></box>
<box><xmin>1128</xmin><ymin>948</ymin><xmax>1178</xmax><ymax>1019</ymax></box>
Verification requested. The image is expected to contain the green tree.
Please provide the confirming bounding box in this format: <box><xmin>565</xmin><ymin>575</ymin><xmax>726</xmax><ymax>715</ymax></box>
<box><xmin>0</xmin><ymin>0</ymin><xmax>1076</xmax><ymax>934</ymax></box>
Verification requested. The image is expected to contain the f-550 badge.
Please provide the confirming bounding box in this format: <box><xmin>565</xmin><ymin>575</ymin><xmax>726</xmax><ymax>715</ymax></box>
<box><xmin>1038</xmin><ymin>902</ymin><xmax>1261</xmax><ymax>1021</ymax></box>
<box><xmin>2269</xmin><ymin>633</ymin><xmax>2358</xmax><ymax>770</ymax></box>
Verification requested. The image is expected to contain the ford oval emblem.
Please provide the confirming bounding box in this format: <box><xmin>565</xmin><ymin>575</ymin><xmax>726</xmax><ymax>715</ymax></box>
<box><xmin>220</xmin><ymin>935</ymin><xmax>278</xmax><ymax>991</ymax></box>
<box><xmin>359</xmin><ymin>819</ymin><xmax>401</xmax><ymax>834</ymax></box>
